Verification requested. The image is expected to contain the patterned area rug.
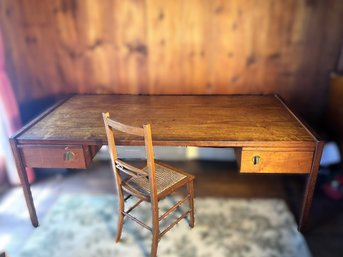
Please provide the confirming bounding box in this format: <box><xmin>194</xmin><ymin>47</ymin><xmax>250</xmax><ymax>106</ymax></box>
<box><xmin>16</xmin><ymin>195</ymin><xmax>311</xmax><ymax>257</ymax></box>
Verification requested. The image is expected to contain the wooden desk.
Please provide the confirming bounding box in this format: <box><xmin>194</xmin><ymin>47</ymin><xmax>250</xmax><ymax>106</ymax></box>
<box><xmin>10</xmin><ymin>95</ymin><xmax>323</xmax><ymax>231</ymax></box>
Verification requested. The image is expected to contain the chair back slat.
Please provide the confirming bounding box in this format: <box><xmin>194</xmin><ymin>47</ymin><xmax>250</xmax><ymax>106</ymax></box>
<box><xmin>115</xmin><ymin>160</ymin><xmax>148</xmax><ymax>178</ymax></box>
<box><xmin>102</xmin><ymin>112</ymin><xmax>158</xmax><ymax>203</ymax></box>
<box><xmin>107</xmin><ymin>118</ymin><xmax>144</xmax><ymax>136</ymax></box>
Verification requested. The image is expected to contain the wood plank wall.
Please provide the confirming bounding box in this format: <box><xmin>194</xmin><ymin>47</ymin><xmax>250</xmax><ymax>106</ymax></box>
<box><xmin>1</xmin><ymin>0</ymin><xmax>343</xmax><ymax>123</ymax></box>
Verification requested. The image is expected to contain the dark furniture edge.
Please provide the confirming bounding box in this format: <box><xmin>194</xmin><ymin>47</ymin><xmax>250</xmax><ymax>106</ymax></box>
<box><xmin>16</xmin><ymin>138</ymin><xmax>317</xmax><ymax>148</ymax></box>
<box><xmin>57</xmin><ymin>93</ymin><xmax>279</xmax><ymax>97</ymax></box>
<box><xmin>12</xmin><ymin>94</ymin><xmax>319</xmax><ymax>148</ymax></box>
<box><xmin>10</xmin><ymin>95</ymin><xmax>74</xmax><ymax>140</ymax></box>
<box><xmin>274</xmin><ymin>94</ymin><xmax>322</xmax><ymax>143</ymax></box>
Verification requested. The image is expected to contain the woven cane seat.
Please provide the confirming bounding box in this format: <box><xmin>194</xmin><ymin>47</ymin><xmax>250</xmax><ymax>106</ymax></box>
<box><xmin>123</xmin><ymin>163</ymin><xmax>188</xmax><ymax>199</ymax></box>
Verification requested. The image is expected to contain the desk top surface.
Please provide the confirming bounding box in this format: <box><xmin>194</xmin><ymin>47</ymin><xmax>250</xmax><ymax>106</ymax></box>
<box><xmin>16</xmin><ymin>95</ymin><xmax>317</xmax><ymax>148</ymax></box>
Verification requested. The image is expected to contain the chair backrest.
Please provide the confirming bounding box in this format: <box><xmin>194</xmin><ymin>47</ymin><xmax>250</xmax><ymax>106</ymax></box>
<box><xmin>102</xmin><ymin>112</ymin><xmax>158</xmax><ymax>203</ymax></box>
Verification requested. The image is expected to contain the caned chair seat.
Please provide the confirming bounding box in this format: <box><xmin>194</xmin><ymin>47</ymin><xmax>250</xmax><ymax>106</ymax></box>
<box><xmin>122</xmin><ymin>163</ymin><xmax>191</xmax><ymax>201</ymax></box>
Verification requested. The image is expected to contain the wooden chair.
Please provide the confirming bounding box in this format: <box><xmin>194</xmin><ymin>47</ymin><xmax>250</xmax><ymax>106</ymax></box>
<box><xmin>102</xmin><ymin>112</ymin><xmax>195</xmax><ymax>257</ymax></box>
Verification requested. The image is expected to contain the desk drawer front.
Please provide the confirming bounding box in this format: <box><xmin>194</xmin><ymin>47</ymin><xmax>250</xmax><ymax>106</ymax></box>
<box><xmin>239</xmin><ymin>148</ymin><xmax>314</xmax><ymax>174</ymax></box>
<box><xmin>20</xmin><ymin>145</ymin><xmax>91</xmax><ymax>169</ymax></box>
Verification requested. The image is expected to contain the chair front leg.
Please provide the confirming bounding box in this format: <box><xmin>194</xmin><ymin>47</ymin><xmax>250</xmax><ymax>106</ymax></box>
<box><xmin>151</xmin><ymin>199</ymin><xmax>160</xmax><ymax>257</ymax></box>
<box><xmin>187</xmin><ymin>181</ymin><xmax>195</xmax><ymax>228</ymax></box>
<box><xmin>116</xmin><ymin>191</ymin><xmax>125</xmax><ymax>242</ymax></box>
<box><xmin>151</xmin><ymin>226</ymin><xmax>159</xmax><ymax>257</ymax></box>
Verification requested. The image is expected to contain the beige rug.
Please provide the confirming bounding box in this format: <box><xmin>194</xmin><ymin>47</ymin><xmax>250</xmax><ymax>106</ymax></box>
<box><xmin>15</xmin><ymin>195</ymin><xmax>311</xmax><ymax>257</ymax></box>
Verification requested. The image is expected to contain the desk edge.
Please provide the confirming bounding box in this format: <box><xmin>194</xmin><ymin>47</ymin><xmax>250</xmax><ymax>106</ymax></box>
<box><xmin>274</xmin><ymin>94</ymin><xmax>322</xmax><ymax>143</ymax></box>
<box><xmin>10</xmin><ymin>96</ymin><xmax>73</xmax><ymax>140</ymax></box>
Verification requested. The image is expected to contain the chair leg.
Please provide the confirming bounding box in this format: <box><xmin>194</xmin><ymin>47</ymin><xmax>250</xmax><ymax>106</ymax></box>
<box><xmin>151</xmin><ymin>197</ymin><xmax>160</xmax><ymax>257</ymax></box>
<box><xmin>151</xmin><ymin>228</ymin><xmax>159</xmax><ymax>257</ymax></box>
<box><xmin>187</xmin><ymin>181</ymin><xmax>195</xmax><ymax>228</ymax></box>
<box><xmin>116</xmin><ymin>194</ymin><xmax>125</xmax><ymax>243</ymax></box>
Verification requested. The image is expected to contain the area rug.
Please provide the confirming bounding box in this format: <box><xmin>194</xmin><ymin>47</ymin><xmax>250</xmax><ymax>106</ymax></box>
<box><xmin>16</xmin><ymin>195</ymin><xmax>311</xmax><ymax>257</ymax></box>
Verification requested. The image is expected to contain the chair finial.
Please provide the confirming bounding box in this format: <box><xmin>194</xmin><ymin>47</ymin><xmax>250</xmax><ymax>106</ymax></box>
<box><xmin>102</xmin><ymin>112</ymin><xmax>110</xmax><ymax>118</ymax></box>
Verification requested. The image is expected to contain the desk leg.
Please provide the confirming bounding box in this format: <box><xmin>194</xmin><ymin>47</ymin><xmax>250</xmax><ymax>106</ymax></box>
<box><xmin>299</xmin><ymin>141</ymin><xmax>324</xmax><ymax>232</ymax></box>
<box><xmin>10</xmin><ymin>139</ymin><xmax>39</xmax><ymax>227</ymax></box>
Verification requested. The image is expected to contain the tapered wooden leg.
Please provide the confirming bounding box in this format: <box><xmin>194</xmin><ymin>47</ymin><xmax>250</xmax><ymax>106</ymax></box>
<box><xmin>150</xmin><ymin>197</ymin><xmax>159</xmax><ymax>257</ymax></box>
<box><xmin>151</xmin><ymin>228</ymin><xmax>159</xmax><ymax>257</ymax></box>
<box><xmin>299</xmin><ymin>141</ymin><xmax>324</xmax><ymax>232</ymax></box>
<box><xmin>116</xmin><ymin>213</ymin><xmax>124</xmax><ymax>242</ymax></box>
<box><xmin>116</xmin><ymin>194</ymin><xmax>125</xmax><ymax>242</ymax></box>
<box><xmin>10</xmin><ymin>139</ymin><xmax>39</xmax><ymax>227</ymax></box>
<box><xmin>187</xmin><ymin>181</ymin><xmax>195</xmax><ymax>228</ymax></box>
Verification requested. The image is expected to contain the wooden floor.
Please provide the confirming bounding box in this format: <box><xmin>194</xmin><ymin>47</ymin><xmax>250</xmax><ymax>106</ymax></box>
<box><xmin>1</xmin><ymin>160</ymin><xmax>343</xmax><ymax>257</ymax></box>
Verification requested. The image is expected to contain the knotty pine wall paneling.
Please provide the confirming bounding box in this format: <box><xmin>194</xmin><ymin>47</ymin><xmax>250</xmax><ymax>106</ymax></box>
<box><xmin>1</xmin><ymin>0</ymin><xmax>343</xmax><ymax>124</ymax></box>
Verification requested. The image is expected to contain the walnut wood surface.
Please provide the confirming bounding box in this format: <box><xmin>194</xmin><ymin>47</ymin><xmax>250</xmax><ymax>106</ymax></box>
<box><xmin>17</xmin><ymin>95</ymin><xmax>316</xmax><ymax>148</ymax></box>
<box><xmin>10</xmin><ymin>94</ymin><xmax>322</xmax><ymax>232</ymax></box>
<box><xmin>19</xmin><ymin>145</ymin><xmax>93</xmax><ymax>169</ymax></box>
<box><xmin>239</xmin><ymin>148</ymin><xmax>314</xmax><ymax>174</ymax></box>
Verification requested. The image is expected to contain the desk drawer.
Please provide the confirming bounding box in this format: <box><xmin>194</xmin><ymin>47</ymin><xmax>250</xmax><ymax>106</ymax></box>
<box><xmin>238</xmin><ymin>148</ymin><xmax>314</xmax><ymax>174</ymax></box>
<box><xmin>19</xmin><ymin>145</ymin><xmax>96</xmax><ymax>169</ymax></box>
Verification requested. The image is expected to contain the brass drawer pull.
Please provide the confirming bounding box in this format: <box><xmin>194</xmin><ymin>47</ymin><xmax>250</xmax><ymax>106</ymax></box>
<box><xmin>252</xmin><ymin>155</ymin><xmax>261</xmax><ymax>165</ymax></box>
<box><xmin>64</xmin><ymin>151</ymin><xmax>75</xmax><ymax>161</ymax></box>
